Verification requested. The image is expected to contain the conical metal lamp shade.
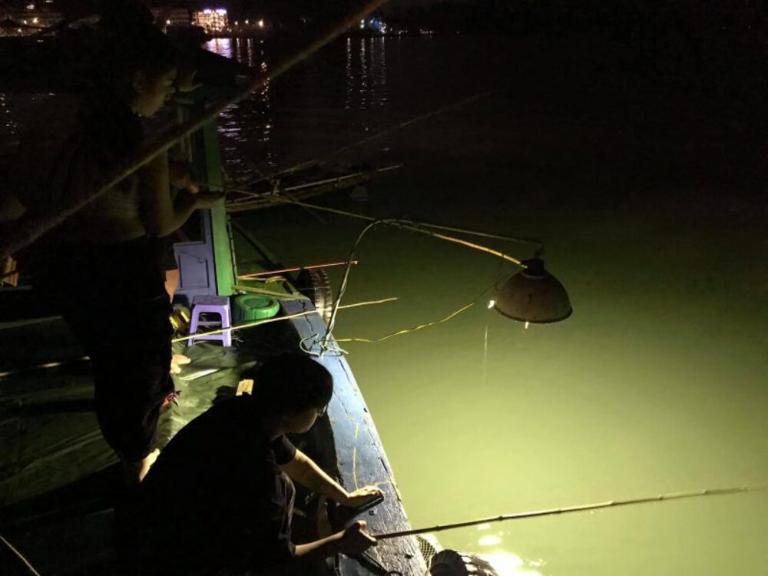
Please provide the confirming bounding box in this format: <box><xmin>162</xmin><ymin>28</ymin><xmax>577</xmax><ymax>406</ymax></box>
<box><xmin>494</xmin><ymin>258</ymin><xmax>572</xmax><ymax>323</ymax></box>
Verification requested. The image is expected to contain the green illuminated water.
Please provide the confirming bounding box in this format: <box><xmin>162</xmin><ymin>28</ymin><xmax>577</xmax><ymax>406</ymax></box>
<box><xmin>215</xmin><ymin>36</ymin><xmax>768</xmax><ymax>575</ymax></box>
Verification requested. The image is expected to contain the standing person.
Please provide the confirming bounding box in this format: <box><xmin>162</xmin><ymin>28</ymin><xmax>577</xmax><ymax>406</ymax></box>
<box><xmin>121</xmin><ymin>353</ymin><xmax>383</xmax><ymax>575</ymax></box>
<box><xmin>13</xmin><ymin>25</ymin><xmax>222</xmax><ymax>484</ymax></box>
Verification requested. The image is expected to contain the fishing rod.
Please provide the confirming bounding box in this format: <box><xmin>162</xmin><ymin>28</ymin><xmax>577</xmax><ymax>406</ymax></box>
<box><xmin>0</xmin><ymin>0</ymin><xmax>392</xmax><ymax>260</ymax></box>
<box><xmin>251</xmin><ymin>197</ymin><xmax>544</xmax><ymax>249</ymax></box>
<box><xmin>372</xmin><ymin>485</ymin><xmax>766</xmax><ymax>540</ymax></box>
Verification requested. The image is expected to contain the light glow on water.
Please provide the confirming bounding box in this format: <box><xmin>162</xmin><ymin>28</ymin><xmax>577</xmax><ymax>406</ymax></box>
<box><xmin>218</xmin><ymin>35</ymin><xmax>768</xmax><ymax>575</ymax></box>
<box><xmin>477</xmin><ymin>551</ymin><xmax>533</xmax><ymax>575</ymax></box>
<box><xmin>478</xmin><ymin>534</ymin><xmax>503</xmax><ymax>546</ymax></box>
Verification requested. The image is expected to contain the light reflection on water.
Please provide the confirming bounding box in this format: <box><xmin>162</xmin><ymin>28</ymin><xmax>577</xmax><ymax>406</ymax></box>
<box><xmin>207</xmin><ymin>35</ymin><xmax>391</xmax><ymax>181</ymax></box>
<box><xmin>207</xmin><ymin>37</ymin><xmax>275</xmax><ymax>178</ymax></box>
<box><xmin>207</xmin><ymin>37</ymin><xmax>233</xmax><ymax>59</ymax></box>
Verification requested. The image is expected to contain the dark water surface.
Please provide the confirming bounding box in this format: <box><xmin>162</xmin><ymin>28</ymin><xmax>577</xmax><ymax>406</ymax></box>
<box><xmin>216</xmin><ymin>35</ymin><xmax>768</xmax><ymax>576</ymax></box>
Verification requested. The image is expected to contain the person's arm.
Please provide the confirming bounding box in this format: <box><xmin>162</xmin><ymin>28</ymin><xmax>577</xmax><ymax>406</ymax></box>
<box><xmin>280</xmin><ymin>449</ymin><xmax>384</xmax><ymax>507</ymax></box>
<box><xmin>138</xmin><ymin>150</ymin><xmax>223</xmax><ymax>237</ymax></box>
<box><xmin>294</xmin><ymin>520</ymin><xmax>376</xmax><ymax>560</ymax></box>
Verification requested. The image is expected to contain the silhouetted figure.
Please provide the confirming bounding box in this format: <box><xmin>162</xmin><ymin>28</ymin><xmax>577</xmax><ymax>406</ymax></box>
<box><xmin>120</xmin><ymin>353</ymin><xmax>382</xmax><ymax>575</ymax></box>
<box><xmin>10</xmin><ymin>16</ymin><xmax>220</xmax><ymax>483</ymax></box>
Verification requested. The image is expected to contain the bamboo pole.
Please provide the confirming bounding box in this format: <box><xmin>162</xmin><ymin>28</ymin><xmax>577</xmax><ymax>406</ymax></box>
<box><xmin>0</xmin><ymin>0</ymin><xmax>391</xmax><ymax>259</ymax></box>
<box><xmin>172</xmin><ymin>296</ymin><xmax>397</xmax><ymax>343</ymax></box>
<box><xmin>373</xmin><ymin>485</ymin><xmax>766</xmax><ymax>540</ymax></box>
<box><xmin>0</xmin><ymin>533</ymin><xmax>41</xmax><ymax>576</ymax></box>
<box><xmin>237</xmin><ymin>260</ymin><xmax>358</xmax><ymax>279</ymax></box>
<box><xmin>255</xmin><ymin>201</ymin><xmax>528</xmax><ymax>266</ymax></box>
<box><xmin>249</xmin><ymin>196</ymin><xmax>542</xmax><ymax>249</ymax></box>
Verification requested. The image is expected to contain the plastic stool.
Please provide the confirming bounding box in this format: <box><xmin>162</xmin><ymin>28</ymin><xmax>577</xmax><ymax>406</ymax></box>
<box><xmin>188</xmin><ymin>295</ymin><xmax>232</xmax><ymax>347</ymax></box>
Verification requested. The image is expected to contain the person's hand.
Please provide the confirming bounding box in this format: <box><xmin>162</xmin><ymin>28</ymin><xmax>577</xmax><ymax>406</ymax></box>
<box><xmin>169</xmin><ymin>161</ymin><xmax>200</xmax><ymax>193</ymax></box>
<box><xmin>342</xmin><ymin>486</ymin><xmax>384</xmax><ymax>509</ymax></box>
<box><xmin>173</xmin><ymin>173</ymin><xmax>200</xmax><ymax>194</ymax></box>
<box><xmin>336</xmin><ymin>520</ymin><xmax>377</xmax><ymax>555</ymax></box>
<box><xmin>192</xmin><ymin>191</ymin><xmax>226</xmax><ymax>209</ymax></box>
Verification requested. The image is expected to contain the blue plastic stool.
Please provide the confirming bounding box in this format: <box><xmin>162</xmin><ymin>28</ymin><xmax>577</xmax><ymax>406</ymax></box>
<box><xmin>188</xmin><ymin>295</ymin><xmax>232</xmax><ymax>347</ymax></box>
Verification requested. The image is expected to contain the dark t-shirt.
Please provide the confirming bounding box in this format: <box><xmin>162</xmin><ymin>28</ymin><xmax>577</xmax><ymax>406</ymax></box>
<box><xmin>127</xmin><ymin>396</ymin><xmax>298</xmax><ymax>575</ymax></box>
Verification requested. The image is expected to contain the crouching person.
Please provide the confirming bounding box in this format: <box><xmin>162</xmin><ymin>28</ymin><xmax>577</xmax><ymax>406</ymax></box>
<box><xmin>118</xmin><ymin>353</ymin><xmax>382</xmax><ymax>575</ymax></box>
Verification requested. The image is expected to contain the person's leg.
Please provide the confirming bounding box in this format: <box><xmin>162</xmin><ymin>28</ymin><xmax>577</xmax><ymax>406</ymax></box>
<box><xmin>163</xmin><ymin>240</ymin><xmax>190</xmax><ymax>374</ymax></box>
<box><xmin>92</xmin><ymin>338</ymin><xmax>173</xmax><ymax>484</ymax></box>
<box><xmin>163</xmin><ymin>268</ymin><xmax>179</xmax><ymax>301</ymax></box>
<box><xmin>93</xmin><ymin>239</ymin><xmax>175</xmax><ymax>483</ymax></box>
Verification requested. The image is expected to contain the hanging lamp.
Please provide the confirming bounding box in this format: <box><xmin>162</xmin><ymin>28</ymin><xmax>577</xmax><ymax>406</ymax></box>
<box><xmin>494</xmin><ymin>257</ymin><xmax>572</xmax><ymax>323</ymax></box>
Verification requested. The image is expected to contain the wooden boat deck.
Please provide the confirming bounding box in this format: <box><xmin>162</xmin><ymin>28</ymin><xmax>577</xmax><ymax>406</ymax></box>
<box><xmin>0</xmin><ymin>298</ymin><xmax>427</xmax><ymax>575</ymax></box>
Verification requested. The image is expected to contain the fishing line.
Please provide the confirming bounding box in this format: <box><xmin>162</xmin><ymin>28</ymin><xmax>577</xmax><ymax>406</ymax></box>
<box><xmin>372</xmin><ymin>485</ymin><xmax>767</xmax><ymax>540</ymax></box>
<box><xmin>328</xmin><ymin>296</ymin><xmax>489</xmax><ymax>348</ymax></box>
<box><xmin>335</xmin><ymin>303</ymin><xmax>476</xmax><ymax>344</ymax></box>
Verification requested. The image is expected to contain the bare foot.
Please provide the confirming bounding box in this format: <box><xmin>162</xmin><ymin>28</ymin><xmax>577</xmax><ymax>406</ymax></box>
<box><xmin>121</xmin><ymin>448</ymin><xmax>161</xmax><ymax>485</ymax></box>
<box><xmin>138</xmin><ymin>449</ymin><xmax>161</xmax><ymax>482</ymax></box>
<box><xmin>170</xmin><ymin>353</ymin><xmax>191</xmax><ymax>374</ymax></box>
